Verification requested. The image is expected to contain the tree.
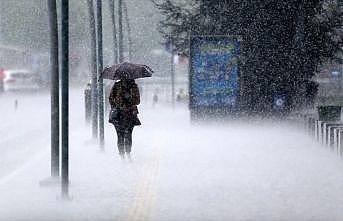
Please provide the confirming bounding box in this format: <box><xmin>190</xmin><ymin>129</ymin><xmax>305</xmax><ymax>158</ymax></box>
<box><xmin>152</xmin><ymin>0</ymin><xmax>343</xmax><ymax>114</ymax></box>
<box><xmin>108</xmin><ymin>0</ymin><xmax>118</xmax><ymax>63</ymax></box>
<box><xmin>87</xmin><ymin>0</ymin><xmax>98</xmax><ymax>139</ymax></box>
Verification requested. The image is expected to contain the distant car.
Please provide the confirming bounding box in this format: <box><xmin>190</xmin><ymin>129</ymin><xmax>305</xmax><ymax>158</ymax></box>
<box><xmin>3</xmin><ymin>70</ymin><xmax>42</xmax><ymax>92</ymax></box>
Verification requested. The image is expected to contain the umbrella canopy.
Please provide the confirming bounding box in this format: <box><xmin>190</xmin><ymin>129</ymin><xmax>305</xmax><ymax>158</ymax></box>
<box><xmin>101</xmin><ymin>62</ymin><xmax>153</xmax><ymax>80</ymax></box>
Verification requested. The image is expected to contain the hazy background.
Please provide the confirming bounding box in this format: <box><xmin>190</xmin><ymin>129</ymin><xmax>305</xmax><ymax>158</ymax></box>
<box><xmin>0</xmin><ymin>0</ymin><xmax>172</xmax><ymax>83</ymax></box>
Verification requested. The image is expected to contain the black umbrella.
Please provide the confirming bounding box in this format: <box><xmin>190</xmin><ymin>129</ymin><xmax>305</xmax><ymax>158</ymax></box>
<box><xmin>101</xmin><ymin>62</ymin><xmax>153</xmax><ymax>80</ymax></box>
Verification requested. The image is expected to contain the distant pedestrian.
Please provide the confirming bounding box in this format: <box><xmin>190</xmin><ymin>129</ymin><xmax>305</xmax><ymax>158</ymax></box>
<box><xmin>152</xmin><ymin>88</ymin><xmax>159</xmax><ymax>108</ymax></box>
<box><xmin>153</xmin><ymin>94</ymin><xmax>158</xmax><ymax>106</ymax></box>
<box><xmin>14</xmin><ymin>99</ymin><xmax>18</xmax><ymax>111</ymax></box>
<box><xmin>176</xmin><ymin>88</ymin><xmax>186</xmax><ymax>103</ymax></box>
<box><xmin>84</xmin><ymin>82</ymin><xmax>91</xmax><ymax>124</ymax></box>
<box><xmin>109</xmin><ymin>79</ymin><xmax>141</xmax><ymax>160</ymax></box>
<box><xmin>0</xmin><ymin>68</ymin><xmax>4</xmax><ymax>93</ymax></box>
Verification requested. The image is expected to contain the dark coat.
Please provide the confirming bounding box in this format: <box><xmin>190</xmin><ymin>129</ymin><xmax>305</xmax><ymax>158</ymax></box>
<box><xmin>109</xmin><ymin>80</ymin><xmax>141</xmax><ymax>127</ymax></box>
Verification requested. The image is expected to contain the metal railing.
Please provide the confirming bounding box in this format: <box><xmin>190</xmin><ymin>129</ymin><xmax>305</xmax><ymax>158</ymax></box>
<box><xmin>296</xmin><ymin>112</ymin><xmax>343</xmax><ymax>157</ymax></box>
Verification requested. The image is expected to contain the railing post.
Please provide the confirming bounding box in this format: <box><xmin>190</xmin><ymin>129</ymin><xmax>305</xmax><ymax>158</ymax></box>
<box><xmin>318</xmin><ymin>121</ymin><xmax>323</xmax><ymax>144</ymax></box>
<box><xmin>315</xmin><ymin>120</ymin><xmax>318</xmax><ymax>141</ymax></box>
<box><xmin>327</xmin><ymin>126</ymin><xmax>332</xmax><ymax>149</ymax></box>
<box><xmin>339</xmin><ymin>130</ymin><xmax>342</xmax><ymax>156</ymax></box>
<box><xmin>323</xmin><ymin>123</ymin><xmax>327</xmax><ymax>146</ymax></box>
<box><xmin>334</xmin><ymin>128</ymin><xmax>338</xmax><ymax>154</ymax></box>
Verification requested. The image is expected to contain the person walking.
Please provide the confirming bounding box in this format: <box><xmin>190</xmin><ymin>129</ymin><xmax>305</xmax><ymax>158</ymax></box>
<box><xmin>109</xmin><ymin>79</ymin><xmax>141</xmax><ymax>159</ymax></box>
<box><xmin>0</xmin><ymin>68</ymin><xmax>4</xmax><ymax>93</ymax></box>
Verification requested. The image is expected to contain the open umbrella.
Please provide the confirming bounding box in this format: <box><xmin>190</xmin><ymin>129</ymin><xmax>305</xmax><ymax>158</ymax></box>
<box><xmin>101</xmin><ymin>62</ymin><xmax>153</xmax><ymax>80</ymax></box>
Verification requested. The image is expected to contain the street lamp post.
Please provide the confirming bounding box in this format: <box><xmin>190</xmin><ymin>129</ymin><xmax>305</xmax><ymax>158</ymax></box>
<box><xmin>61</xmin><ymin>0</ymin><xmax>69</xmax><ymax>198</ymax></box>
<box><xmin>97</xmin><ymin>0</ymin><xmax>105</xmax><ymax>149</ymax></box>
<box><xmin>47</xmin><ymin>0</ymin><xmax>59</xmax><ymax>178</ymax></box>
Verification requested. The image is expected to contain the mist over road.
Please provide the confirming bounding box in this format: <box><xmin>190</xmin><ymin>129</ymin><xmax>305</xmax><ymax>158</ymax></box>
<box><xmin>1</xmin><ymin>88</ymin><xmax>343</xmax><ymax>220</ymax></box>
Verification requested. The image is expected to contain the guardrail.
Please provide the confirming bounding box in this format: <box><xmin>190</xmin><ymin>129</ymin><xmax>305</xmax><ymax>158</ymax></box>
<box><xmin>296</xmin><ymin>112</ymin><xmax>343</xmax><ymax>157</ymax></box>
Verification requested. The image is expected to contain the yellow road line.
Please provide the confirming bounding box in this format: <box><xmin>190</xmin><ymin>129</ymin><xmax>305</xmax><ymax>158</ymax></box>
<box><xmin>124</xmin><ymin>134</ymin><xmax>165</xmax><ymax>221</ymax></box>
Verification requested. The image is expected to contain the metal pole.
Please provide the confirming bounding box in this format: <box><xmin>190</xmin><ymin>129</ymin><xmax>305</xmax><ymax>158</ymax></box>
<box><xmin>97</xmin><ymin>0</ymin><xmax>105</xmax><ymax>149</ymax></box>
<box><xmin>61</xmin><ymin>0</ymin><xmax>69</xmax><ymax>198</ymax></box>
<box><xmin>118</xmin><ymin>0</ymin><xmax>124</xmax><ymax>62</ymax></box>
<box><xmin>171</xmin><ymin>40</ymin><xmax>175</xmax><ymax>108</ymax></box>
<box><xmin>87</xmin><ymin>0</ymin><xmax>98</xmax><ymax>139</ymax></box>
<box><xmin>108</xmin><ymin>0</ymin><xmax>118</xmax><ymax>63</ymax></box>
<box><xmin>123</xmin><ymin>0</ymin><xmax>132</xmax><ymax>61</ymax></box>
<box><xmin>47</xmin><ymin>0</ymin><xmax>60</xmax><ymax>178</ymax></box>
<box><xmin>339</xmin><ymin>130</ymin><xmax>342</xmax><ymax>156</ymax></box>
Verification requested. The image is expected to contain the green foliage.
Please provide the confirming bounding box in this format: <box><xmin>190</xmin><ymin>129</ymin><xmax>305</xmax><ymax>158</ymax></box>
<box><xmin>313</xmin><ymin>0</ymin><xmax>343</xmax><ymax>63</ymax></box>
<box><xmin>153</xmin><ymin>0</ymin><xmax>343</xmax><ymax>113</ymax></box>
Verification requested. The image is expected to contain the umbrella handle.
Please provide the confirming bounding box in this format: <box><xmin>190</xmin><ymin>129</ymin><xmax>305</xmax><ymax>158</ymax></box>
<box><xmin>143</xmin><ymin>65</ymin><xmax>154</xmax><ymax>73</ymax></box>
<box><xmin>98</xmin><ymin>76</ymin><xmax>103</xmax><ymax>82</ymax></box>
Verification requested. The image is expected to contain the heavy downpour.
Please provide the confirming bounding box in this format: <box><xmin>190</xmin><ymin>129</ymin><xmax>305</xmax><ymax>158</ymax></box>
<box><xmin>0</xmin><ymin>0</ymin><xmax>343</xmax><ymax>220</ymax></box>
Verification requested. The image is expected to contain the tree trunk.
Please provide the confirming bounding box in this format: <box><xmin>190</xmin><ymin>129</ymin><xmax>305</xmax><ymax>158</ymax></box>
<box><xmin>118</xmin><ymin>0</ymin><xmax>124</xmax><ymax>62</ymax></box>
<box><xmin>108</xmin><ymin>0</ymin><xmax>118</xmax><ymax>63</ymax></box>
<box><xmin>87</xmin><ymin>0</ymin><xmax>98</xmax><ymax>139</ymax></box>
<box><xmin>123</xmin><ymin>0</ymin><xmax>132</xmax><ymax>61</ymax></box>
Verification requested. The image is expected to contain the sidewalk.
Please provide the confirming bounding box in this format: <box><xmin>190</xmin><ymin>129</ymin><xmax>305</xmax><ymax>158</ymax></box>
<box><xmin>2</xmin><ymin>98</ymin><xmax>343</xmax><ymax>220</ymax></box>
<box><xmin>0</xmin><ymin>101</ymin><xmax>175</xmax><ymax>221</ymax></box>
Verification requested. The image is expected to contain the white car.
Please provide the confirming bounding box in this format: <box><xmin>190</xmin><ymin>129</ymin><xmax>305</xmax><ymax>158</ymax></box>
<box><xmin>3</xmin><ymin>70</ymin><xmax>41</xmax><ymax>92</ymax></box>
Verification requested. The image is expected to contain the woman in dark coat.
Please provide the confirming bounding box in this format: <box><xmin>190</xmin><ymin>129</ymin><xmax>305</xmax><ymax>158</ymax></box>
<box><xmin>109</xmin><ymin>79</ymin><xmax>141</xmax><ymax>159</ymax></box>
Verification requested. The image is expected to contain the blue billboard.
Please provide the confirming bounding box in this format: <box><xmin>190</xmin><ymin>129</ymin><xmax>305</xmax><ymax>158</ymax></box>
<box><xmin>190</xmin><ymin>36</ymin><xmax>240</xmax><ymax>108</ymax></box>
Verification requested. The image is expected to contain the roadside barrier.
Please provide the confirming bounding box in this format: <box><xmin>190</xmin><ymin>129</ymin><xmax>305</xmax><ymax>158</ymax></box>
<box><xmin>295</xmin><ymin>112</ymin><xmax>343</xmax><ymax>157</ymax></box>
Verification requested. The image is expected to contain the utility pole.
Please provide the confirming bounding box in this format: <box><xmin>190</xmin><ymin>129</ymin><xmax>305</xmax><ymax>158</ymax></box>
<box><xmin>123</xmin><ymin>0</ymin><xmax>132</xmax><ymax>61</ymax></box>
<box><xmin>87</xmin><ymin>0</ymin><xmax>98</xmax><ymax>139</ymax></box>
<box><xmin>61</xmin><ymin>0</ymin><xmax>69</xmax><ymax>198</ymax></box>
<box><xmin>97</xmin><ymin>0</ymin><xmax>105</xmax><ymax>149</ymax></box>
<box><xmin>118</xmin><ymin>0</ymin><xmax>124</xmax><ymax>62</ymax></box>
<box><xmin>108</xmin><ymin>0</ymin><xmax>118</xmax><ymax>63</ymax></box>
<box><xmin>47</xmin><ymin>0</ymin><xmax>59</xmax><ymax>178</ymax></box>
